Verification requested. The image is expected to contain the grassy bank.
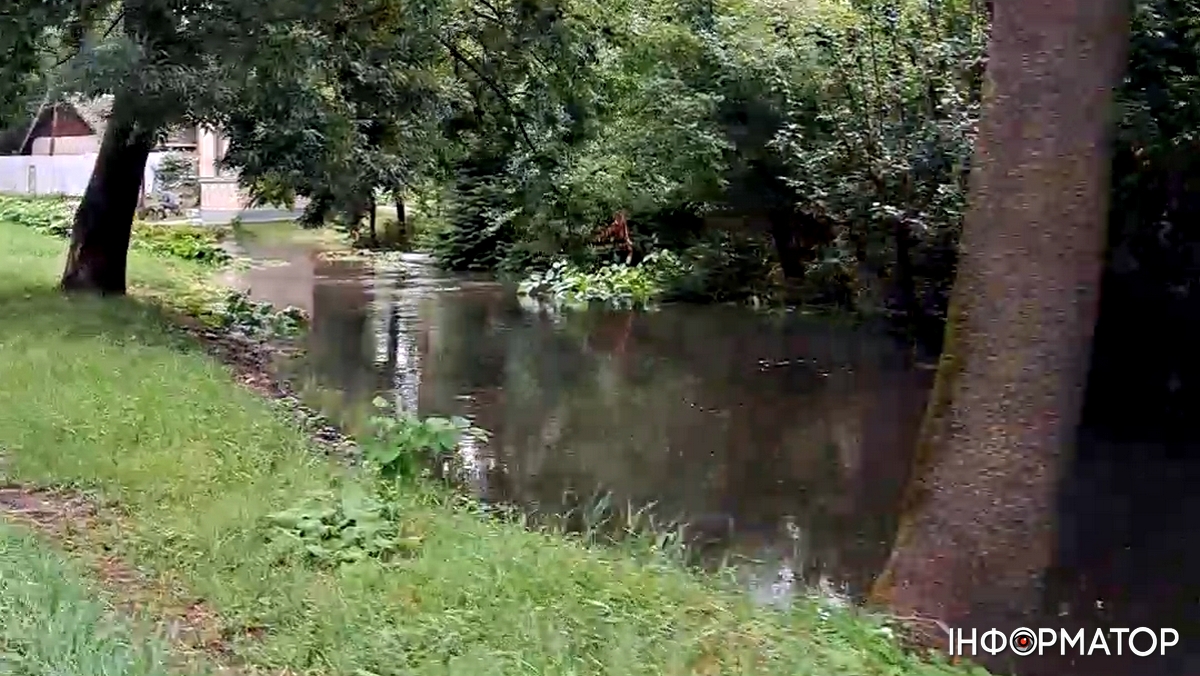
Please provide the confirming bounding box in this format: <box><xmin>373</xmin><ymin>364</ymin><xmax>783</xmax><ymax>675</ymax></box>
<box><xmin>0</xmin><ymin>221</ymin><xmax>981</xmax><ymax>675</ymax></box>
<box><xmin>0</xmin><ymin>525</ymin><xmax>180</xmax><ymax>675</ymax></box>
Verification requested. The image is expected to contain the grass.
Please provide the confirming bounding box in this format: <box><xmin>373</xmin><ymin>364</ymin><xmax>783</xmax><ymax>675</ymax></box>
<box><xmin>0</xmin><ymin>525</ymin><xmax>181</xmax><ymax>676</ymax></box>
<box><xmin>231</xmin><ymin>219</ymin><xmax>350</xmax><ymax>248</ymax></box>
<box><xmin>0</xmin><ymin>221</ymin><xmax>986</xmax><ymax>676</ymax></box>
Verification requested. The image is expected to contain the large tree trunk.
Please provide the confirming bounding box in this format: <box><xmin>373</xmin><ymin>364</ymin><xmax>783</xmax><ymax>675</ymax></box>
<box><xmin>60</xmin><ymin>90</ymin><xmax>158</xmax><ymax>295</ymax></box>
<box><xmin>871</xmin><ymin>0</ymin><xmax>1131</xmax><ymax>631</ymax></box>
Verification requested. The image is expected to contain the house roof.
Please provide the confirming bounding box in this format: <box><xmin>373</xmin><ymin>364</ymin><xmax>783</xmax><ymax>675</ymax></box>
<box><xmin>63</xmin><ymin>96</ymin><xmax>195</xmax><ymax>146</ymax></box>
<box><xmin>67</xmin><ymin>95</ymin><xmax>113</xmax><ymax>134</ymax></box>
<box><xmin>4</xmin><ymin>94</ymin><xmax>197</xmax><ymax>155</ymax></box>
<box><xmin>14</xmin><ymin>95</ymin><xmax>113</xmax><ymax>153</ymax></box>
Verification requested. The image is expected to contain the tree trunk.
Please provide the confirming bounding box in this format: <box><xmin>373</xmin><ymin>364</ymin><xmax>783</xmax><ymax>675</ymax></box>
<box><xmin>891</xmin><ymin>217</ymin><xmax>918</xmax><ymax>321</ymax></box>
<box><xmin>367</xmin><ymin>192</ymin><xmax>378</xmax><ymax>248</ymax></box>
<box><xmin>393</xmin><ymin>191</ymin><xmax>412</xmax><ymax>250</ymax></box>
<box><xmin>871</xmin><ymin>0</ymin><xmax>1131</xmax><ymax>631</ymax></box>
<box><xmin>60</xmin><ymin>90</ymin><xmax>158</xmax><ymax>295</ymax></box>
<box><xmin>48</xmin><ymin>106</ymin><xmax>58</xmax><ymax>157</ymax></box>
<box><xmin>768</xmin><ymin>209</ymin><xmax>805</xmax><ymax>281</ymax></box>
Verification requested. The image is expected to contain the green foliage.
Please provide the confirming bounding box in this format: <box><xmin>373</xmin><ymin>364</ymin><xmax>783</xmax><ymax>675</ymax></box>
<box><xmin>12</xmin><ymin>0</ymin><xmax>1200</xmax><ymax>332</ymax></box>
<box><xmin>155</xmin><ymin>153</ymin><xmax>195</xmax><ymax>189</ymax></box>
<box><xmin>1108</xmin><ymin>0</ymin><xmax>1200</xmax><ymax>293</ymax></box>
<box><xmin>132</xmin><ymin>222</ymin><xmax>230</xmax><ymax>265</ymax></box>
<box><xmin>406</xmin><ymin>0</ymin><xmax>985</xmax><ymax>324</ymax></box>
<box><xmin>0</xmin><ymin>1</ymin><xmax>74</xmax><ymax>129</ymax></box>
<box><xmin>667</xmin><ymin>231</ymin><xmax>781</xmax><ymax>304</ymax></box>
<box><xmin>264</xmin><ymin>485</ymin><xmax>423</xmax><ymax>567</ymax></box>
<box><xmin>208</xmin><ymin>290</ymin><xmax>307</xmax><ymax>340</ymax></box>
<box><xmin>519</xmin><ymin>235</ymin><xmax>784</xmax><ymax>309</ymax></box>
<box><xmin>518</xmin><ymin>252</ymin><xmax>688</xmax><ymax>309</ymax></box>
<box><xmin>153</xmin><ymin>151</ymin><xmax>199</xmax><ymax>207</ymax></box>
<box><xmin>7</xmin><ymin>0</ymin><xmax>984</xmax><ymax>319</ymax></box>
<box><xmin>0</xmin><ymin>526</ymin><xmax>174</xmax><ymax>676</ymax></box>
<box><xmin>362</xmin><ymin>396</ymin><xmax>477</xmax><ymax>481</ymax></box>
<box><xmin>263</xmin><ymin>399</ymin><xmax>487</xmax><ymax>568</ymax></box>
<box><xmin>431</xmin><ymin>166</ymin><xmax>519</xmax><ymax>270</ymax></box>
<box><xmin>0</xmin><ymin>195</ymin><xmax>230</xmax><ymax>264</ymax></box>
<box><xmin>0</xmin><ymin>194</ymin><xmax>74</xmax><ymax>237</ymax></box>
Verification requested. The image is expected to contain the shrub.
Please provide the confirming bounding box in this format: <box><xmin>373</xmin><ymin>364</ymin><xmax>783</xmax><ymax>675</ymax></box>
<box><xmin>362</xmin><ymin>396</ymin><xmax>478</xmax><ymax>481</ymax></box>
<box><xmin>208</xmin><ymin>290</ymin><xmax>307</xmax><ymax>340</ymax></box>
<box><xmin>0</xmin><ymin>194</ymin><xmax>229</xmax><ymax>264</ymax></box>
<box><xmin>132</xmin><ymin>222</ymin><xmax>231</xmax><ymax>264</ymax></box>
<box><xmin>517</xmin><ymin>251</ymin><xmax>688</xmax><ymax>309</ymax></box>
<box><xmin>263</xmin><ymin>399</ymin><xmax>489</xmax><ymax>569</ymax></box>
<box><xmin>0</xmin><ymin>195</ymin><xmax>74</xmax><ymax>237</ymax></box>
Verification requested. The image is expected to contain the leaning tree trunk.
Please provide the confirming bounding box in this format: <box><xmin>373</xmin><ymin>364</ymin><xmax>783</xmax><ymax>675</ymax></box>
<box><xmin>871</xmin><ymin>0</ymin><xmax>1131</xmax><ymax>631</ymax></box>
<box><xmin>60</xmin><ymin>90</ymin><xmax>158</xmax><ymax>295</ymax></box>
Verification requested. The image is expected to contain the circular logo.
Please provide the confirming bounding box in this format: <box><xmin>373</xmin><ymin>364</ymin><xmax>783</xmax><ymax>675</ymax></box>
<box><xmin>1010</xmin><ymin>628</ymin><xmax>1037</xmax><ymax>656</ymax></box>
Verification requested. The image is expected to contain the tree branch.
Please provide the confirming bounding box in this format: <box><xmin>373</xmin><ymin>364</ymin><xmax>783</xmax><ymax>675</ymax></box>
<box><xmin>50</xmin><ymin>7</ymin><xmax>124</xmax><ymax>70</ymax></box>
<box><xmin>435</xmin><ymin>34</ymin><xmax>537</xmax><ymax>153</ymax></box>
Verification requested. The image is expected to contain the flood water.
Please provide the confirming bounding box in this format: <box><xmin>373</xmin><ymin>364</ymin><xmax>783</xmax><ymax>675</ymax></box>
<box><xmin>224</xmin><ymin>229</ymin><xmax>1200</xmax><ymax>676</ymax></box>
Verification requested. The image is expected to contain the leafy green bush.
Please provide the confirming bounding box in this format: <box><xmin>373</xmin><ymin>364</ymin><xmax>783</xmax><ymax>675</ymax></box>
<box><xmin>263</xmin><ymin>399</ymin><xmax>489</xmax><ymax>568</ymax></box>
<box><xmin>517</xmin><ymin>251</ymin><xmax>688</xmax><ymax>309</ymax></box>
<box><xmin>518</xmin><ymin>243</ymin><xmax>789</xmax><ymax>310</ymax></box>
<box><xmin>430</xmin><ymin>171</ymin><xmax>517</xmax><ymax>271</ymax></box>
<box><xmin>209</xmin><ymin>290</ymin><xmax>307</xmax><ymax>340</ymax></box>
<box><xmin>363</xmin><ymin>396</ymin><xmax>478</xmax><ymax>481</ymax></box>
<box><xmin>0</xmin><ymin>195</ymin><xmax>73</xmax><ymax>237</ymax></box>
<box><xmin>132</xmin><ymin>222</ymin><xmax>230</xmax><ymax>264</ymax></box>
<box><xmin>0</xmin><ymin>194</ymin><xmax>230</xmax><ymax>264</ymax></box>
<box><xmin>263</xmin><ymin>485</ymin><xmax>423</xmax><ymax>567</ymax></box>
<box><xmin>665</xmin><ymin>232</ymin><xmax>781</xmax><ymax>304</ymax></box>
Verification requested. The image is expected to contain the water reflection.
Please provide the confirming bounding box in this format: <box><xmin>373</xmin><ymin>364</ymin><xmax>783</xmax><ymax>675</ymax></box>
<box><xmin>222</xmin><ymin>231</ymin><xmax>1200</xmax><ymax>675</ymax></box>
<box><xmin>227</xmin><ymin>241</ymin><xmax>932</xmax><ymax>600</ymax></box>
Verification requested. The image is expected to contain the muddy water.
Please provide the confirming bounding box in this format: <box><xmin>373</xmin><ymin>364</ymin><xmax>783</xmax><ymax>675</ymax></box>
<box><xmin>223</xmin><ymin>229</ymin><xmax>1200</xmax><ymax>676</ymax></box>
<box><xmin>223</xmin><ymin>233</ymin><xmax>932</xmax><ymax>603</ymax></box>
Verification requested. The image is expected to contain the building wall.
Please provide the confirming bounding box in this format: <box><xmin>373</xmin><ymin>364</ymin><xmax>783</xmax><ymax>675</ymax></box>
<box><xmin>197</xmin><ymin>127</ymin><xmax>310</xmax><ymax>223</ymax></box>
<box><xmin>29</xmin><ymin>135</ymin><xmax>100</xmax><ymax>155</ymax></box>
<box><xmin>0</xmin><ymin>152</ymin><xmax>168</xmax><ymax>197</ymax></box>
<box><xmin>199</xmin><ymin>177</ymin><xmax>246</xmax><ymax>211</ymax></box>
<box><xmin>197</xmin><ymin>127</ymin><xmax>229</xmax><ymax>178</ymax></box>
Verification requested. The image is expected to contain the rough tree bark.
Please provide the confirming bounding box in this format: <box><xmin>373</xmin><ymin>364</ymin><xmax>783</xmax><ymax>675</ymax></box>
<box><xmin>871</xmin><ymin>0</ymin><xmax>1132</xmax><ymax>630</ymax></box>
<box><xmin>59</xmin><ymin>89</ymin><xmax>159</xmax><ymax>294</ymax></box>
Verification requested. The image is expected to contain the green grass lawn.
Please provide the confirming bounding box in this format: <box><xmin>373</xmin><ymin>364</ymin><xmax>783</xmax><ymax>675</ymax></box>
<box><xmin>0</xmin><ymin>221</ymin><xmax>984</xmax><ymax>676</ymax></box>
<box><xmin>0</xmin><ymin>525</ymin><xmax>182</xmax><ymax>676</ymax></box>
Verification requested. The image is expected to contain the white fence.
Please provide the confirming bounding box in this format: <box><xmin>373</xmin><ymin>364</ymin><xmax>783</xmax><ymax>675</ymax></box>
<box><xmin>0</xmin><ymin>152</ymin><xmax>170</xmax><ymax>198</ymax></box>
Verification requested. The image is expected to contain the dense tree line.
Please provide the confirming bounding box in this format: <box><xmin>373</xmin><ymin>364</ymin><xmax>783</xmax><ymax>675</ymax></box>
<box><xmin>236</xmin><ymin>0</ymin><xmax>1200</xmax><ymax>350</ymax></box>
<box><xmin>7</xmin><ymin>0</ymin><xmax>1200</xmax><ymax>651</ymax></box>
<box><xmin>7</xmin><ymin>0</ymin><xmax>1196</xmax><ymax>332</ymax></box>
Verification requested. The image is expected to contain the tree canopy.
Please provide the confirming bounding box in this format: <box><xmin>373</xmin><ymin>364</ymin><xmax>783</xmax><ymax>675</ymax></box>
<box><xmin>2</xmin><ymin>0</ymin><xmax>1197</xmax><ymax>339</ymax></box>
